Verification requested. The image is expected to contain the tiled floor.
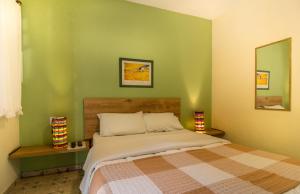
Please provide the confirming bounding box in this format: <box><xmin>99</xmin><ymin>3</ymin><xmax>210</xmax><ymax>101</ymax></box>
<box><xmin>7</xmin><ymin>171</ymin><xmax>82</xmax><ymax>194</ymax></box>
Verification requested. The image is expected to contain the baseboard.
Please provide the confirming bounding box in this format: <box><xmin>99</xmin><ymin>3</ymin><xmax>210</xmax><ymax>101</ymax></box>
<box><xmin>21</xmin><ymin>164</ymin><xmax>82</xmax><ymax>178</ymax></box>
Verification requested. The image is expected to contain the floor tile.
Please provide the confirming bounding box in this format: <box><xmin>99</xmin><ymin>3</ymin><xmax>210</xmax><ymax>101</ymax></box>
<box><xmin>7</xmin><ymin>171</ymin><xmax>83</xmax><ymax>194</ymax></box>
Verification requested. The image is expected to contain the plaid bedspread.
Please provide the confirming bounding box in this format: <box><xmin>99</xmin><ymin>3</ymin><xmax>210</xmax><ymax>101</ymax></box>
<box><xmin>89</xmin><ymin>144</ymin><xmax>300</xmax><ymax>194</ymax></box>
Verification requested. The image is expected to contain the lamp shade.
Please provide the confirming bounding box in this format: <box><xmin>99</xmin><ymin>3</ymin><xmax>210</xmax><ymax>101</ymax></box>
<box><xmin>194</xmin><ymin>111</ymin><xmax>205</xmax><ymax>131</ymax></box>
<box><xmin>51</xmin><ymin>117</ymin><xmax>68</xmax><ymax>149</ymax></box>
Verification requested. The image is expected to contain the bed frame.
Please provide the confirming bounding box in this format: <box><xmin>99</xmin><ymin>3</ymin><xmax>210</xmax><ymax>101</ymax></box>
<box><xmin>83</xmin><ymin>98</ymin><xmax>180</xmax><ymax>140</ymax></box>
<box><xmin>255</xmin><ymin>96</ymin><xmax>282</xmax><ymax>107</ymax></box>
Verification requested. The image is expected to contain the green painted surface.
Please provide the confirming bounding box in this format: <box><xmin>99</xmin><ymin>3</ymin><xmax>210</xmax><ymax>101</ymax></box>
<box><xmin>256</xmin><ymin>39</ymin><xmax>290</xmax><ymax>108</ymax></box>
<box><xmin>20</xmin><ymin>152</ymin><xmax>87</xmax><ymax>172</ymax></box>
<box><xmin>21</xmin><ymin>0</ymin><xmax>212</xmax><ymax>171</ymax></box>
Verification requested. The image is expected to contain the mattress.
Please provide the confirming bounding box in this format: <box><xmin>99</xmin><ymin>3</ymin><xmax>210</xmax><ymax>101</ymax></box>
<box><xmin>80</xmin><ymin>130</ymin><xmax>300</xmax><ymax>194</ymax></box>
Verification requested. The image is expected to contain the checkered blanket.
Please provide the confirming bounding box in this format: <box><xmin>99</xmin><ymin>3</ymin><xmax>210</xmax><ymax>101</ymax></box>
<box><xmin>88</xmin><ymin>143</ymin><xmax>300</xmax><ymax>194</ymax></box>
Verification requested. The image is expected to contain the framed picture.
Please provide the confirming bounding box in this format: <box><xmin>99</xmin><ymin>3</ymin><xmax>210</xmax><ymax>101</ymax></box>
<box><xmin>119</xmin><ymin>58</ymin><xmax>153</xmax><ymax>88</ymax></box>
<box><xmin>256</xmin><ymin>70</ymin><xmax>270</xmax><ymax>90</ymax></box>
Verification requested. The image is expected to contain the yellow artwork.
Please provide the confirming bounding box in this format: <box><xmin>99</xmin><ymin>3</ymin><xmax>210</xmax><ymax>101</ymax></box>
<box><xmin>257</xmin><ymin>74</ymin><xmax>267</xmax><ymax>85</ymax></box>
<box><xmin>124</xmin><ymin>63</ymin><xmax>150</xmax><ymax>81</ymax></box>
<box><xmin>119</xmin><ymin>58</ymin><xmax>153</xmax><ymax>87</ymax></box>
<box><xmin>256</xmin><ymin>71</ymin><xmax>269</xmax><ymax>89</ymax></box>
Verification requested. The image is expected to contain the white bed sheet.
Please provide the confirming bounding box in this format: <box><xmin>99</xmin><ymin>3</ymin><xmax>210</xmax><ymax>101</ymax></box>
<box><xmin>80</xmin><ymin>129</ymin><xmax>229</xmax><ymax>193</ymax></box>
<box><xmin>80</xmin><ymin>129</ymin><xmax>300</xmax><ymax>194</ymax></box>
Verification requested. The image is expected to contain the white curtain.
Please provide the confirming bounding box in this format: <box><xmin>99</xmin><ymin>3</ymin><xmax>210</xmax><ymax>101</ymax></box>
<box><xmin>0</xmin><ymin>0</ymin><xmax>22</xmax><ymax>118</ymax></box>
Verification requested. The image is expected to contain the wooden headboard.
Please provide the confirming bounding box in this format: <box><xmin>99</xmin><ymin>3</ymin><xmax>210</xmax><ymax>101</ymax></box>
<box><xmin>83</xmin><ymin>98</ymin><xmax>180</xmax><ymax>140</ymax></box>
<box><xmin>256</xmin><ymin>96</ymin><xmax>283</xmax><ymax>107</ymax></box>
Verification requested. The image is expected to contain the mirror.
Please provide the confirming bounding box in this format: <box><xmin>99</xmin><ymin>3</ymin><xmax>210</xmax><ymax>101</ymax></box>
<box><xmin>255</xmin><ymin>38</ymin><xmax>291</xmax><ymax>111</ymax></box>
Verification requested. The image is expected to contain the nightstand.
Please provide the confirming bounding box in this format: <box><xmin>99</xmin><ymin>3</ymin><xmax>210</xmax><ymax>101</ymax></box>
<box><xmin>196</xmin><ymin>128</ymin><xmax>225</xmax><ymax>138</ymax></box>
<box><xmin>9</xmin><ymin>140</ymin><xmax>90</xmax><ymax>160</ymax></box>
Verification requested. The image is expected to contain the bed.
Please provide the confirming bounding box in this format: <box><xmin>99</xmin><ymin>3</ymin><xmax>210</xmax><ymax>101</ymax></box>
<box><xmin>80</xmin><ymin>98</ymin><xmax>300</xmax><ymax>194</ymax></box>
<box><xmin>256</xmin><ymin>96</ymin><xmax>285</xmax><ymax>110</ymax></box>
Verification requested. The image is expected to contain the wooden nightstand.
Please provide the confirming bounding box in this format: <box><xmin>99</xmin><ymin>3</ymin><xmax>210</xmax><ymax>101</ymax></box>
<box><xmin>196</xmin><ymin>128</ymin><xmax>225</xmax><ymax>138</ymax></box>
<box><xmin>9</xmin><ymin>140</ymin><xmax>90</xmax><ymax>160</ymax></box>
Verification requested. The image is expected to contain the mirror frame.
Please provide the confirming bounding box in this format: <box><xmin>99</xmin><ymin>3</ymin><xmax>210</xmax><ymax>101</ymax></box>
<box><xmin>255</xmin><ymin>37</ymin><xmax>292</xmax><ymax>111</ymax></box>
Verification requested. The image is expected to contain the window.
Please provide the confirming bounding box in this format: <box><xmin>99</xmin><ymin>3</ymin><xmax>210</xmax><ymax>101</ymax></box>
<box><xmin>0</xmin><ymin>0</ymin><xmax>22</xmax><ymax>118</ymax></box>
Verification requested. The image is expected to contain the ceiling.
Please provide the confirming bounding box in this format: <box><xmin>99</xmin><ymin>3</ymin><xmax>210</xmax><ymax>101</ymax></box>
<box><xmin>126</xmin><ymin>0</ymin><xmax>239</xmax><ymax>19</ymax></box>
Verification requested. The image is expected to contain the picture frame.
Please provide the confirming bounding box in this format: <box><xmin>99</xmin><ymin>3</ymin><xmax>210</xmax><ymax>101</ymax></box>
<box><xmin>119</xmin><ymin>57</ymin><xmax>153</xmax><ymax>88</ymax></box>
<box><xmin>256</xmin><ymin>70</ymin><xmax>270</xmax><ymax>90</ymax></box>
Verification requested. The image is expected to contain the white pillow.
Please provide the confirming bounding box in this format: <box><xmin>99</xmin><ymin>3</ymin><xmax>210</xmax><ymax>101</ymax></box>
<box><xmin>143</xmin><ymin>112</ymin><xmax>184</xmax><ymax>132</ymax></box>
<box><xmin>97</xmin><ymin>111</ymin><xmax>146</xmax><ymax>137</ymax></box>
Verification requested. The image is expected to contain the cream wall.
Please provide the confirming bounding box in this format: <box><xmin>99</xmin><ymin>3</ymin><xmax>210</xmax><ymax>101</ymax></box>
<box><xmin>0</xmin><ymin>118</ymin><xmax>19</xmax><ymax>193</ymax></box>
<box><xmin>212</xmin><ymin>0</ymin><xmax>300</xmax><ymax>158</ymax></box>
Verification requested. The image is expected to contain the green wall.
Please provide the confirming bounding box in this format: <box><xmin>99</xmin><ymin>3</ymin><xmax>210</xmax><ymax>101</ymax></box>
<box><xmin>21</xmin><ymin>0</ymin><xmax>212</xmax><ymax>171</ymax></box>
<box><xmin>256</xmin><ymin>39</ymin><xmax>290</xmax><ymax>107</ymax></box>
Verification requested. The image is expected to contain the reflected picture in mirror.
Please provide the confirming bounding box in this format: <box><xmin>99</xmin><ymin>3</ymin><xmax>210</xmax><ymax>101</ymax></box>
<box><xmin>255</xmin><ymin>38</ymin><xmax>291</xmax><ymax>111</ymax></box>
